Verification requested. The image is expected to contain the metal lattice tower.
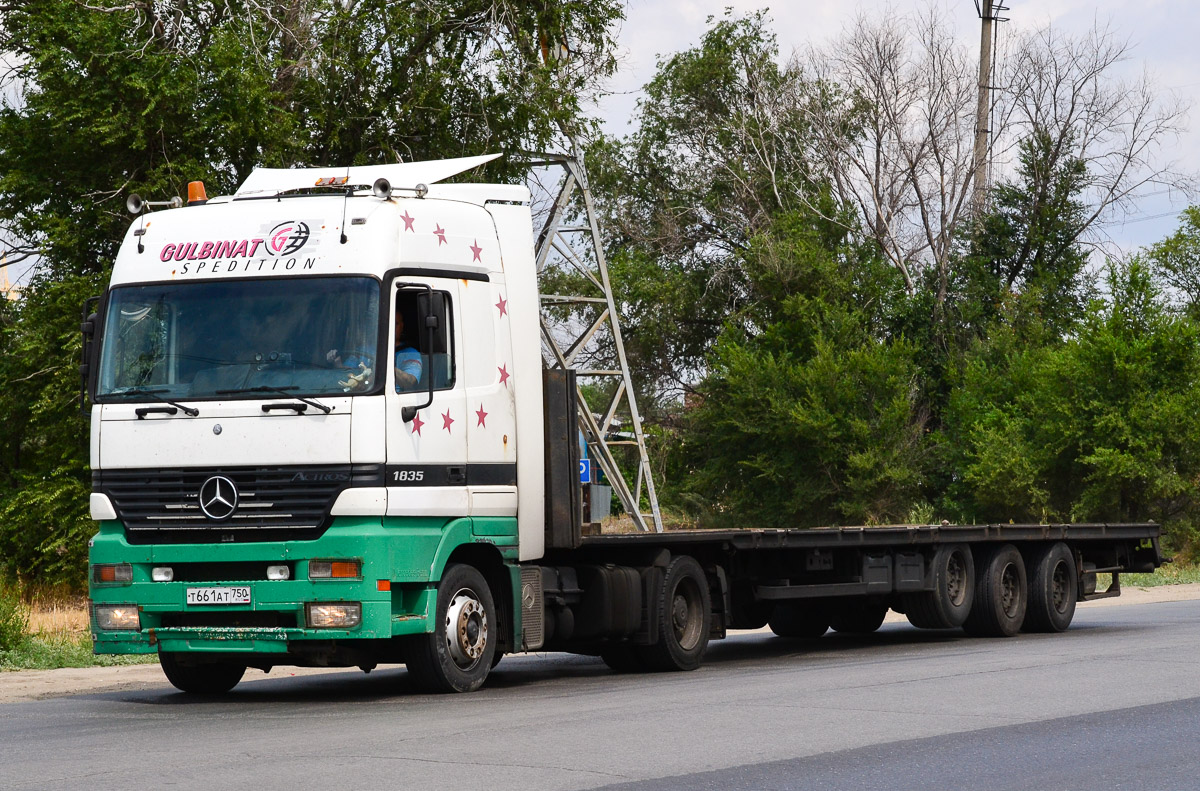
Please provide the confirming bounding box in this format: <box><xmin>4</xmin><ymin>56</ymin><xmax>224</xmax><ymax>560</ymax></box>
<box><xmin>528</xmin><ymin>152</ymin><xmax>663</xmax><ymax>533</ymax></box>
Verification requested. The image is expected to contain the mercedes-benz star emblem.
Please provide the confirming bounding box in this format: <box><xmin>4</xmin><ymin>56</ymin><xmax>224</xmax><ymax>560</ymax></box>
<box><xmin>198</xmin><ymin>475</ymin><xmax>238</xmax><ymax>520</ymax></box>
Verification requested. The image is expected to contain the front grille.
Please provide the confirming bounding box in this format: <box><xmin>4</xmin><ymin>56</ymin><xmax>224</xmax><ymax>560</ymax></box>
<box><xmin>95</xmin><ymin>464</ymin><xmax>383</xmax><ymax>544</ymax></box>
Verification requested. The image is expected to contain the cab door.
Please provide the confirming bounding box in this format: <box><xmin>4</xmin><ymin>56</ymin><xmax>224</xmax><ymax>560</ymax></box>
<box><xmin>384</xmin><ymin>277</ymin><xmax>468</xmax><ymax>517</ymax></box>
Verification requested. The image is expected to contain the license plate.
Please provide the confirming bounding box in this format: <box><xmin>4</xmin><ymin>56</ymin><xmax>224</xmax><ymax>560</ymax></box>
<box><xmin>186</xmin><ymin>586</ymin><xmax>251</xmax><ymax>605</ymax></box>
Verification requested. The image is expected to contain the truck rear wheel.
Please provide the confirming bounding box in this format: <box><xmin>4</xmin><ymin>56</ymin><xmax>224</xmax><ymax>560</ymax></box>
<box><xmin>768</xmin><ymin>602</ymin><xmax>829</xmax><ymax>638</ymax></box>
<box><xmin>159</xmin><ymin>652</ymin><xmax>245</xmax><ymax>695</ymax></box>
<box><xmin>639</xmin><ymin>556</ymin><xmax>711</xmax><ymax>671</ymax></box>
<box><xmin>405</xmin><ymin>563</ymin><xmax>497</xmax><ymax>693</ymax></box>
<box><xmin>600</xmin><ymin>645</ymin><xmax>646</xmax><ymax>673</ymax></box>
<box><xmin>903</xmin><ymin>543</ymin><xmax>974</xmax><ymax>629</ymax></box>
<box><xmin>1023</xmin><ymin>542</ymin><xmax>1077</xmax><ymax>633</ymax></box>
<box><xmin>830</xmin><ymin>601</ymin><xmax>888</xmax><ymax>634</ymax></box>
<box><xmin>962</xmin><ymin>544</ymin><xmax>1027</xmax><ymax>637</ymax></box>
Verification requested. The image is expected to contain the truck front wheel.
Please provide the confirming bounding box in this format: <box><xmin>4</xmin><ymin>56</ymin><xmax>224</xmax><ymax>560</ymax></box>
<box><xmin>639</xmin><ymin>556</ymin><xmax>711</xmax><ymax>671</ymax></box>
<box><xmin>405</xmin><ymin>563</ymin><xmax>497</xmax><ymax>693</ymax></box>
<box><xmin>159</xmin><ymin>652</ymin><xmax>245</xmax><ymax>695</ymax></box>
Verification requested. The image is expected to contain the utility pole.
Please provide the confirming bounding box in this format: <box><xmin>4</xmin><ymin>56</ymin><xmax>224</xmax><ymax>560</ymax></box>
<box><xmin>972</xmin><ymin>0</ymin><xmax>1007</xmax><ymax>213</ymax></box>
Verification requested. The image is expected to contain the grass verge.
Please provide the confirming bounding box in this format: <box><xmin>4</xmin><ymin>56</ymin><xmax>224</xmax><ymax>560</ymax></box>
<box><xmin>1</xmin><ymin>632</ymin><xmax>156</xmax><ymax>671</ymax></box>
<box><xmin>0</xmin><ymin>586</ymin><xmax>156</xmax><ymax>671</ymax></box>
<box><xmin>1097</xmin><ymin>562</ymin><xmax>1200</xmax><ymax>589</ymax></box>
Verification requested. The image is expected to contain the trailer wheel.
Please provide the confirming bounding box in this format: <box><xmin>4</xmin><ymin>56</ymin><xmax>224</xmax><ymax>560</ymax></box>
<box><xmin>405</xmin><ymin>563</ymin><xmax>496</xmax><ymax>693</ymax></box>
<box><xmin>830</xmin><ymin>601</ymin><xmax>888</xmax><ymax>634</ymax></box>
<box><xmin>768</xmin><ymin>602</ymin><xmax>829</xmax><ymax>638</ymax></box>
<box><xmin>903</xmin><ymin>543</ymin><xmax>974</xmax><ymax>629</ymax></box>
<box><xmin>1023</xmin><ymin>542</ymin><xmax>1077</xmax><ymax>633</ymax></box>
<box><xmin>159</xmin><ymin>652</ymin><xmax>245</xmax><ymax>695</ymax></box>
<box><xmin>639</xmin><ymin>556</ymin><xmax>711</xmax><ymax>671</ymax></box>
<box><xmin>962</xmin><ymin>544</ymin><xmax>1027</xmax><ymax>637</ymax></box>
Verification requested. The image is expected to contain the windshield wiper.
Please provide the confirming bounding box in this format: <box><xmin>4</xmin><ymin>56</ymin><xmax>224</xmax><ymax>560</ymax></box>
<box><xmin>111</xmin><ymin>387</ymin><xmax>199</xmax><ymax>417</ymax></box>
<box><xmin>215</xmin><ymin>385</ymin><xmax>333</xmax><ymax>414</ymax></box>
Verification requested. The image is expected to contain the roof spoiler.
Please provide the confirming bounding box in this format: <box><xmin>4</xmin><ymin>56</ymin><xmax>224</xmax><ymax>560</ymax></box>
<box><xmin>233</xmin><ymin>153</ymin><xmax>503</xmax><ymax>198</ymax></box>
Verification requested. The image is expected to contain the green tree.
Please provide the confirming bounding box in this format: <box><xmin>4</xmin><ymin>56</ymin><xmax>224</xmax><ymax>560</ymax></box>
<box><xmin>954</xmin><ymin>128</ymin><xmax>1092</xmax><ymax>342</ymax></box>
<box><xmin>1147</xmin><ymin>205</ymin><xmax>1200</xmax><ymax>320</ymax></box>
<box><xmin>942</xmin><ymin>259</ymin><xmax>1200</xmax><ymax>557</ymax></box>
<box><xmin>581</xmin><ymin>11</ymin><xmax>839</xmax><ymax>401</ymax></box>
<box><xmin>675</xmin><ymin>212</ymin><xmax>926</xmax><ymax>527</ymax></box>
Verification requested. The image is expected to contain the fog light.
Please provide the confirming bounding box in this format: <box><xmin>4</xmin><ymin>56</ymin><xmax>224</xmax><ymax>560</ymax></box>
<box><xmin>94</xmin><ymin>603</ymin><xmax>140</xmax><ymax>630</ymax></box>
<box><xmin>152</xmin><ymin>567</ymin><xmax>174</xmax><ymax>582</ymax></box>
<box><xmin>306</xmin><ymin>602</ymin><xmax>362</xmax><ymax>628</ymax></box>
<box><xmin>309</xmin><ymin>560</ymin><xmax>361</xmax><ymax>580</ymax></box>
<box><xmin>93</xmin><ymin>563</ymin><xmax>133</xmax><ymax>584</ymax></box>
<box><xmin>267</xmin><ymin>565</ymin><xmax>290</xmax><ymax>581</ymax></box>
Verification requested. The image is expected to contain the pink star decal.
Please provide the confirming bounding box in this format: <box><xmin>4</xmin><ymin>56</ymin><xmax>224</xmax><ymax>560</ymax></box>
<box><xmin>495</xmin><ymin>294</ymin><xmax>507</xmax><ymax>318</ymax></box>
<box><xmin>498</xmin><ymin>363</ymin><xmax>510</xmax><ymax>386</ymax></box>
<box><xmin>401</xmin><ymin>211</ymin><xmax>415</xmax><ymax>232</ymax></box>
<box><xmin>470</xmin><ymin>239</ymin><xmax>483</xmax><ymax>262</ymax></box>
<box><xmin>411</xmin><ymin>411</ymin><xmax>425</xmax><ymax>436</ymax></box>
<box><xmin>441</xmin><ymin>409</ymin><xmax>454</xmax><ymax>432</ymax></box>
<box><xmin>434</xmin><ymin>224</ymin><xmax>447</xmax><ymax>246</ymax></box>
<box><xmin>475</xmin><ymin>404</ymin><xmax>488</xmax><ymax>427</ymax></box>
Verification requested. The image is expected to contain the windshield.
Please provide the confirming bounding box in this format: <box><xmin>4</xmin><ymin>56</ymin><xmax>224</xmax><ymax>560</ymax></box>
<box><xmin>96</xmin><ymin>277</ymin><xmax>380</xmax><ymax>400</ymax></box>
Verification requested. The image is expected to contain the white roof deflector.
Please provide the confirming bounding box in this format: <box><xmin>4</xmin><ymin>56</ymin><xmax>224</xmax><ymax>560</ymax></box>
<box><xmin>234</xmin><ymin>153</ymin><xmax>503</xmax><ymax>197</ymax></box>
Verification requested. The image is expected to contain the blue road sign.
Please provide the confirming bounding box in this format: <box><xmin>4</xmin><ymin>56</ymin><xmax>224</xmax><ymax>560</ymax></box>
<box><xmin>579</xmin><ymin>459</ymin><xmax>592</xmax><ymax>484</ymax></box>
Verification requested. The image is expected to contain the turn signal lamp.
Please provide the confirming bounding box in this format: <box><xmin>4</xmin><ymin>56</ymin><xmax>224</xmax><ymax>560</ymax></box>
<box><xmin>94</xmin><ymin>603</ymin><xmax>140</xmax><ymax>630</ymax></box>
<box><xmin>93</xmin><ymin>563</ymin><xmax>133</xmax><ymax>584</ymax></box>
<box><xmin>306</xmin><ymin>602</ymin><xmax>362</xmax><ymax>628</ymax></box>
<box><xmin>309</xmin><ymin>560</ymin><xmax>361</xmax><ymax>580</ymax></box>
<box><xmin>187</xmin><ymin>181</ymin><xmax>208</xmax><ymax>206</ymax></box>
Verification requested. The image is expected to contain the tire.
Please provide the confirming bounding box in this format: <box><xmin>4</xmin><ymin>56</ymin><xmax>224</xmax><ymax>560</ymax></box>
<box><xmin>600</xmin><ymin>644</ymin><xmax>646</xmax><ymax>673</ymax></box>
<box><xmin>768</xmin><ymin>602</ymin><xmax>829</xmax><ymax>638</ymax></box>
<box><xmin>962</xmin><ymin>544</ymin><xmax>1028</xmax><ymax>637</ymax></box>
<box><xmin>159</xmin><ymin>652</ymin><xmax>245</xmax><ymax>695</ymax></box>
<box><xmin>830</xmin><ymin>601</ymin><xmax>888</xmax><ymax>634</ymax></box>
<box><xmin>405</xmin><ymin>563</ymin><xmax>497</xmax><ymax>693</ymax></box>
<box><xmin>638</xmin><ymin>556</ymin><xmax>711</xmax><ymax>671</ymax></box>
<box><xmin>1023</xmin><ymin>542</ymin><xmax>1078</xmax><ymax>633</ymax></box>
<box><xmin>903</xmin><ymin>543</ymin><xmax>975</xmax><ymax>629</ymax></box>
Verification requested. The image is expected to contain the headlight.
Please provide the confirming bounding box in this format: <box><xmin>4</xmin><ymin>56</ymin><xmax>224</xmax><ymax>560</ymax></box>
<box><xmin>267</xmin><ymin>565</ymin><xmax>290</xmax><ymax>581</ymax></box>
<box><xmin>151</xmin><ymin>567</ymin><xmax>174</xmax><ymax>582</ymax></box>
<box><xmin>309</xmin><ymin>560</ymin><xmax>361</xmax><ymax>580</ymax></box>
<box><xmin>93</xmin><ymin>563</ymin><xmax>133</xmax><ymax>584</ymax></box>
<box><xmin>306</xmin><ymin>602</ymin><xmax>361</xmax><ymax>628</ymax></box>
<box><xmin>94</xmin><ymin>603</ymin><xmax>140</xmax><ymax>630</ymax></box>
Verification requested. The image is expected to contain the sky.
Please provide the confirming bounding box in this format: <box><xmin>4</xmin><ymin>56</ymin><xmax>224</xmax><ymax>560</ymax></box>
<box><xmin>593</xmin><ymin>0</ymin><xmax>1200</xmax><ymax>253</ymax></box>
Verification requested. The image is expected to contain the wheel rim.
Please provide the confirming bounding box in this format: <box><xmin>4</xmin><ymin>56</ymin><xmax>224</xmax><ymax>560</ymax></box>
<box><xmin>444</xmin><ymin>587</ymin><xmax>488</xmax><ymax>670</ymax></box>
<box><xmin>671</xmin><ymin>577</ymin><xmax>704</xmax><ymax>651</ymax></box>
<box><xmin>1050</xmin><ymin>560</ymin><xmax>1071</xmax><ymax>614</ymax></box>
<box><xmin>946</xmin><ymin>552</ymin><xmax>967</xmax><ymax>606</ymax></box>
<box><xmin>999</xmin><ymin>563</ymin><xmax>1020</xmax><ymax>618</ymax></box>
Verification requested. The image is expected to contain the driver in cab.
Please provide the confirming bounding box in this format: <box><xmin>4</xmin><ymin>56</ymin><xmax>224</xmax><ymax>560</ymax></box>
<box><xmin>395</xmin><ymin>310</ymin><xmax>422</xmax><ymax>392</ymax></box>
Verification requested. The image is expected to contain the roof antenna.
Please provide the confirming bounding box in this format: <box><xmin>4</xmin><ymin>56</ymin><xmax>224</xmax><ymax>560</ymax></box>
<box><xmin>339</xmin><ymin>164</ymin><xmax>351</xmax><ymax>244</ymax></box>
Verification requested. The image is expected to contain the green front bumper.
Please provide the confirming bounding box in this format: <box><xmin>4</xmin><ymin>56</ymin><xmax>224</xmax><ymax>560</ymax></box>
<box><xmin>89</xmin><ymin>515</ymin><xmax>518</xmax><ymax>655</ymax></box>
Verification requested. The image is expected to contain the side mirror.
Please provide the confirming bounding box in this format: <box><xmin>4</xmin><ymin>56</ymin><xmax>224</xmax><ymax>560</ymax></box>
<box><xmin>79</xmin><ymin>296</ymin><xmax>102</xmax><ymax>416</ymax></box>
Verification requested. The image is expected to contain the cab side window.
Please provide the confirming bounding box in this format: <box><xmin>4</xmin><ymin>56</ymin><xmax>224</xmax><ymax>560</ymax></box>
<box><xmin>395</xmin><ymin>289</ymin><xmax>454</xmax><ymax>392</ymax></box>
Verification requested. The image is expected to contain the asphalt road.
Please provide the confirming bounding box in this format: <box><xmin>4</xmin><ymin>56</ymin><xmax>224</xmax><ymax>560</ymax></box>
<box><xmin>4</xmin><ymin>599</ymin><xmax>1200</xmax><ymax>791</ymax></box>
